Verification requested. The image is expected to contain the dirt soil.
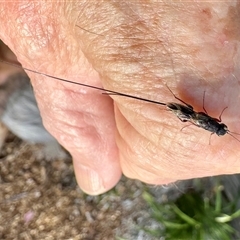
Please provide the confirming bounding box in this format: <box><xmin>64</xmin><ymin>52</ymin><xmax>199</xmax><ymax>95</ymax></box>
<box><xmin>0</xmin><ymin>134</ymin><xmax>161</xmax><ymax>240</ymax></box>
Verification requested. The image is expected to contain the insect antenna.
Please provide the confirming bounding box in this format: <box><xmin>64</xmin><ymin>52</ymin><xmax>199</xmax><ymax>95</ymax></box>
<box><xmin>228</xmin><ymin>130</ymin><xmax>240</xmax><ymax>136</ymax></box>
<box><xmin>227</xmin><ymin>131</ymin><xmax>240</xmax><ymax>143</ymax></box>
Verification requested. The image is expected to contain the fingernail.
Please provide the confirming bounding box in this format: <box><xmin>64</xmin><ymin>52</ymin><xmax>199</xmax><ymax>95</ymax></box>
<box><xmin>77</xmin><ymin>165</ymin><xmax>105</xmax><ymax>195</ymax></box>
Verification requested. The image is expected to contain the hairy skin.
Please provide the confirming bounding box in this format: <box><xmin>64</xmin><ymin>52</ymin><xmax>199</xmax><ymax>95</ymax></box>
<box><xmin>0</xmin><ymin>1</ymin><xmax>240</xmax><ymax>195</ymax></box>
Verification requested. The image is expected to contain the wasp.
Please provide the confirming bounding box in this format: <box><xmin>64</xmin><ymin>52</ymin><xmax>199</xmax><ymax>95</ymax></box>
<box><xmin>165</xmin><ymin>86</ymin><xmax>240</xmax><ymax>142</ymax></box>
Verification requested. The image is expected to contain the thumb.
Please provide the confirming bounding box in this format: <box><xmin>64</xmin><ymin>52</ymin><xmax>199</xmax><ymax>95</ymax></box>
<box><xmin>0</xmin><ymin>2</ymin><xmax>122</xmax><ymax>195</ymax></box>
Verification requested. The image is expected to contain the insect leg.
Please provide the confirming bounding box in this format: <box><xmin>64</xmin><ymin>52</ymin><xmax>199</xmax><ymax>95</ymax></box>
<box><xmin>202</xmin><ymin>91</ymin><xmax>208</xmax><ymax>114</ymax></box>
<box><xmin>209</xmin><ymin>132</ymin><xmax>214</xmax><ymax>145</ymax></box>
<box><xmin>166</xmin><ymin>85</ymin><xmax>193</xmax><ymax>110</ymax></box>
<box><xmin>218</xmin><ymin>106</ymin><xmax>228</xmax><ymax>122</ymax></box>
<box><xmin>202</xmin><ymin>90</ymin><xmax>224</xmax><ymax>132</ymax></box>
<box><xmin>180</xmin><ymin>123</ymin><xmax>193</xmax><ymax>132</ymax></box>
<box><xmin>177</xmin><ymin>117</ymin><xmax>188</xmax><ymax>123</ymax></box>
<box><xmin>203</xmin><ymin>91</ymin><xmax>227</xmax><ymax>123</ymax></box>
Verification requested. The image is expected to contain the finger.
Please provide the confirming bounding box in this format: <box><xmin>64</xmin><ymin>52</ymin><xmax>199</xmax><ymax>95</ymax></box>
<box><xmin>114</xmin><ymin>93</ymin><xmax>240</xmax><ymax>184</ymax></box>
<box><xmin>0</xmin><ymin>2</ymin><xmax>122</xmax><ymax>195</ymax></box>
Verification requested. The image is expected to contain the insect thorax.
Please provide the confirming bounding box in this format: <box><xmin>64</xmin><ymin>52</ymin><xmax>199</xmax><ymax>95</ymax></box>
<box><xmin>192</xmin><ymin>112</ymin><xmax>228</xmax><ymax>136</ymax></box>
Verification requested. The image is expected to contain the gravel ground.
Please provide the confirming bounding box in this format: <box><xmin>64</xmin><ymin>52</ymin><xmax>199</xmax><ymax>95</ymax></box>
<box><xmin>0</xmin><ymin>134</ymin><xmax>163</xmax><ymax>240</ymax></box>
<box><xmin>2</xmin><ymin>134</ymin><xmax>240</xmax><ymax>239</ymax></box>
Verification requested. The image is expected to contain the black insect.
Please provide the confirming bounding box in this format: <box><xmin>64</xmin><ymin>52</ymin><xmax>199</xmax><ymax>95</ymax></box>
<box><xmin>0</xmin><ymin>59</ymin><xmax>239</xmax><ymax>143</ymax></box>
<box><xmin>165</xmin><ymin>85</ymin><xmax>240</xmax><ymax>142</ymax></box>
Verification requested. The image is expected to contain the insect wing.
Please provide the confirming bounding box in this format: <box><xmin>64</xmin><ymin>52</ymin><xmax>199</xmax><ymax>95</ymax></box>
<box><xmin>167</xmin><ymin>102</ymin><xmax>193</xmax><ymax>122</ymax></box>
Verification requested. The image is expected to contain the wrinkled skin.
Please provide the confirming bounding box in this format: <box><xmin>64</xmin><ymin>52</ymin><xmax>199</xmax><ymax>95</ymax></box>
<box><xmin>0</xmin><ymin>1</ymin><xmax>240</xmax><ymax>195</ymax></box>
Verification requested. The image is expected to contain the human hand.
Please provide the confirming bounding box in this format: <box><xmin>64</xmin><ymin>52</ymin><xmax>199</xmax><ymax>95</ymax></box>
<box><xmin>0</xmin><ymin>1</ymin><xmax>240</xmax><ymax>195</ymax></box>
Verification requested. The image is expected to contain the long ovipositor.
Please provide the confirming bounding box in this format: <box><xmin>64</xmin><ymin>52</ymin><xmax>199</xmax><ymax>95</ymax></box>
<box><xmin>1</xmin><ymin>59</ymin><xmax>240</xmax><ymax>143</ymax></box>
<box><xmin>0</xmin><ymin>59</ymin><xmax>166</xmax><ymax>107</ymax></box>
